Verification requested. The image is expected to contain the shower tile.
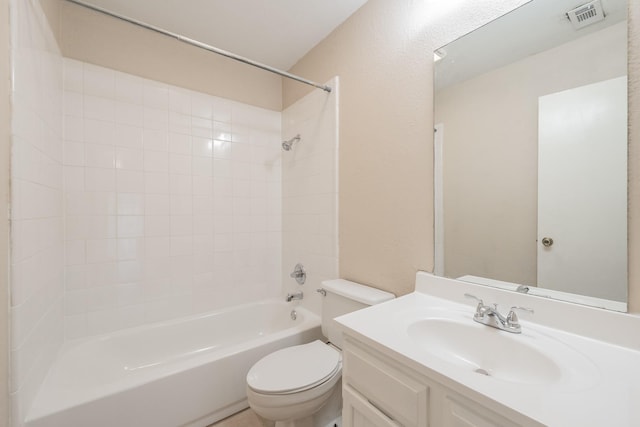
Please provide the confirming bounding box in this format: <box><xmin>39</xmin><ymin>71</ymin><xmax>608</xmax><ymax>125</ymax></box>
<box><xmin>115</xmin><ymin>102</ymin><xmax>144</xmax><ymax>127</ymax></box>
<box><xmin>84</xmin><ymin>95</ymin><xmax>115</xmax><ymax>122</ymax></box>
<box><xmin>64</xmin><ymin>167</ymin><xmax>84</xmax><ymax>192</ymax></box>
<box><xmin>143</xmin><ymin>82</ymin><xmax>169</xmax><ymax>110</ymax></box>
<box><xmin>64</xmin><ymin>91</ymin><xmax>83</xmax><ymax>117</ymax></box>
<box><xmin>192</xmin><ymin>156</ymin><xmax>213</xmax><ymax>177</ymax></box>
<box><xmin>85</xmin><ymin>168</ymin><xmax>116</xmax><ymax>192</ymax></box>
<box><xmin>115</xmin><ymin>73</ymin><xmax>144</xmax><ymax>105</ymax></box>
<box><xmin>144</xmin><ymin>150</ymin><xmax>169</xmax><ymax>172</ymax></box>
<box><xmin>169</xmin><ymin>174</ymin><xmax>192</xmax><ymax>195</ymax></box>
<box><xmin>144</xmin><ymin>172</ymin><xmax>170</xmax><ymax>194</ymax></box>
<box><xmin>144</xmin><ymin>236</ymin><xmax>171</xmax><ymax>259</ymax></box>
<box><xmin>115</xmin><ymin>148</ymin><xmax>144</xmax><ymax>170</ymax></box>
<box><xmin>191</xmin><ymin>94</ymin><xmax>213</xmax><ymax>119</ymax></box>
<box><xmin>143</xmin><ymin>107</ymin><xmax>169</xmax><ymax>131</ymax></box>
<box><xmin>170</xmin><ymin>216</ymin><xmax>193</xmax><ymax>236</ymax></box>
<box><xmin>63</xmin><ymin>58</ymin><xmax>84</xmax><ymax>93</ymax></box>
<box><xmin>115</xmin><ymin>124</ymin><xmax>144</xmax><ymax>149</ymax></box>
<box><xmin>84</xmin><ymin>118</ymin><xmax>115</xmax><ymax>146</ymax></box>
<box><xmin>192</xmin><ymin>137</ymin><xmax>213</xmax><ymax>157</ymax></box>
<box><xmin>64</xmin><ymin>141</ymin><xmax>84</xmax><ymax>166</ymax></box>
<box><xmin>85</xmin><ymin>144</ymin><xmax>115</xmax><ymax>169</ymax></box>
<box><xmin>169</xmin><ymin>153</ymin><xmax>192</xmax><ymax>175</ymax></box>
<box><xmin>83</xmin><ymin>63</ymin><xmax>115</xmax><ymax>99</ymax></box>
<box><xmin>169</xmin><ymin>132</ymin><xmax>192</xmax><ymax>154</ymax></box>
<box><xmin>117</xmin><ymin>216</ymin><xmax>145</xmax><ymax>238</ymax></box>
<box><xmin>144</xmin><ymin>194</ymin><xmax>171</xmax><ymax>216</ymax></box>
<box><xmin>85</xmin><ymin>239</ymin><xmax>117</xmax><ymax>264</ymax></box>
<box><xmin>169</xmin><ymin>88</ymin><xmax>191</xmax><ymax>114</ymax></box>
<box><xmin>192</xmin><ymin>176</ymin><xmax>212</xmax><ymax>196</ymax></box>
<box><xmin>143</xmin><ymin>128</ymin><xmax>169</xmax><ymax>152</ymax></box>
<box><xmin>169</xmin><ymin>112</ymin><xmax>191</xmax><ymax>135</ymax></box>
<box><xmin>144</xmin><ymin>216</ymin><xmax>171</xmax><ymax>237</ymax></box>
<box><xmin>62</xmin><ymin>62</ymin><xmax>282</xmax><ymax>341</ymax></box>
<box><xmin>117</xmin><ymin>193</ymin><xmax>145</xmax><ymax>215</ymax></box>
<box><xmin>170</xmin><ymin>195</ymin><xmax>193</xmax><ymax>216</ymax></box>
<box><xmin>117</xmin><ymin>238</ymin><xmax>144</xmax><ymax>261</ymax></box>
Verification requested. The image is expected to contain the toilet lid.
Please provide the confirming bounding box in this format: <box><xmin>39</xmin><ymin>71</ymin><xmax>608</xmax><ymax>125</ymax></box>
<box><xmin>247</xmin><ymin>340</ymin><xmax>341</xmax><ymax>394</ymax></box>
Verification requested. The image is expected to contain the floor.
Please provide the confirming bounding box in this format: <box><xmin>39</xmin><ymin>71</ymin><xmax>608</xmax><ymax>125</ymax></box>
<box><xmin>209</xmin><ymin>408</ymin><xmax>263</xmax><ymax>427</ymax></box>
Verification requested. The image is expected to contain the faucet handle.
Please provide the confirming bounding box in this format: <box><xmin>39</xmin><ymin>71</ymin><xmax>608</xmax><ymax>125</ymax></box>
<box><xmin>506</xmin><ymin>306</ymin><xmax>534</xmax><ymax>328</ymax></box>
<box><xmin>464</xmin><ymin>293</ymin><xmax>485</xmax><ymax>317</ymax></box>
<box><xmin>464</xmin><ymin>293</ymin><xmax>483</xmax><ymax>305</ymax></box>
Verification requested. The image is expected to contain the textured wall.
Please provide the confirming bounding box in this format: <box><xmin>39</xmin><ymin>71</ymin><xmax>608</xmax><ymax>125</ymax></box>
<box><xmin>284</xmin><ymin>0</ymin><xmax>530</xmax><ymax>296</ymax></box>
<box><xmin>284</xmin><ymin>0</ymin><xmax>640</xmax><ymax>311</ymax></box>
<box><xmin>56</xmin><ymin>0</ymin><xmax>282</xmax><ymax>111</ymax></box>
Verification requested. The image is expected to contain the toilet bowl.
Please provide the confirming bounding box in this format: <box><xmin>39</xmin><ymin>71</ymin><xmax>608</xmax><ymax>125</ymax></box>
<box><xmin>246</xmin><ymin>341</ymin><xmax>342</xmax><ymax>427</ymax></box>
<box><xmin>246</xmin><ymin>279</ymin><xmax>395</xmax><ymax>427</ymax></box>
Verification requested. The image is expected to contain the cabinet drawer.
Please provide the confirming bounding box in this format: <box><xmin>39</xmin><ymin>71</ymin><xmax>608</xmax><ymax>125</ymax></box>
<box><xmin>343</xmin><ymin>385</ymin><xmax>401</xmax><ymax>427</ymax></box>
<box><xmin>442</xmin><ymin>393</ymin><xmax>521</xmax><ymax>427</ymax></box>
<box><xmin>343</xmin><ymin>341</ymin><xmax>428</xmax><ymax>427</ymax></box>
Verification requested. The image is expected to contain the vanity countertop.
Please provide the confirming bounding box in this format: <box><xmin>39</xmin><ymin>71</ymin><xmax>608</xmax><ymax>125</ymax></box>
<box><xmin>336</xmin><ymin>280</ymin><xmax>640</xmax><ymax>427</ymax></box>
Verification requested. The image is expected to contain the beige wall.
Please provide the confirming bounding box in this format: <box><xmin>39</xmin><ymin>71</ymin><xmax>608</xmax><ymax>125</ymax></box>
<box><xmin>286</xmin><ymin>0</ymin><xmax>640</xmax><ymax>310</ymax></box>
<box><xmin>284</xmin><ymin>0</ymin><xmax>434</xmax><ymax>296</ymax></box>
<box><xmin>436</xmin><ymin>22</ymin><xmax>627</xmax><ymax>287</ymax></box>
<box><xmin>0</xmin><ymin>0</ymin><xmax>9</xmax><ymax>423</ymax></box>
<box><xmin>54</xmin><ymin>1</ymin><xmax>282</xmax><ymax>111</ymax></box>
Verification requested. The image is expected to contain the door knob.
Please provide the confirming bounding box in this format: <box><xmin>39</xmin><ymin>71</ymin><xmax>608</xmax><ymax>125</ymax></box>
<box><xmin>541</xmin><ymin>237</ymin><xmax>554</xmax><ymax>247</ymax></box>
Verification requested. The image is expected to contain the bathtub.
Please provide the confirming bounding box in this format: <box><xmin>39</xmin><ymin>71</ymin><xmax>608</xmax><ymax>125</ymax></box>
<box><xmin>25</xmin><ymin>300</ymin><xmax>322</xmax><ymax>427</ymax></box>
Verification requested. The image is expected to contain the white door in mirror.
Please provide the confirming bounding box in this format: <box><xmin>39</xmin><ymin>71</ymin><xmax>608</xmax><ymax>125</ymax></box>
<box><xmin>537</xmin><ymin>76</ymin><xmax>627</xmax><ymax>301</ymax></box>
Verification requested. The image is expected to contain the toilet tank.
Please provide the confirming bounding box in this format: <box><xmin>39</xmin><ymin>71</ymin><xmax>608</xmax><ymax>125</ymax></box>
<box><xmin>321</xmin><ymin>279</ymin><xmax>395</xmax><ymax>349</ymax></box>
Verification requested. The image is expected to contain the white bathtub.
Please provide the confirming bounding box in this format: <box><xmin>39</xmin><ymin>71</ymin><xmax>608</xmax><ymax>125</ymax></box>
<box><xmin>25</xmin><ymin>300</ymin><xmax>322</xmax><ymax>427</ymax></box>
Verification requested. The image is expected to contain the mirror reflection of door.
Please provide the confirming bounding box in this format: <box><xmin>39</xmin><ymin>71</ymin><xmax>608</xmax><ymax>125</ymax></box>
<box><xmin>537</xmin><ymin>76</ymin><xmax>627</xmax><ymax>302</ymax></box>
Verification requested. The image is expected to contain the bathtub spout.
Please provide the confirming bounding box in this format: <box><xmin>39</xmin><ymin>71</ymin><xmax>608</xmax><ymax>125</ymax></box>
<box><xmin>286</xmin><ymin>291</ymin><xmax>303</xmax><ymax>302</ymax></box>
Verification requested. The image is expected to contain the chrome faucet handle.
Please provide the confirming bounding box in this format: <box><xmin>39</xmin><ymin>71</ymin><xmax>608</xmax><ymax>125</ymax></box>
<box><xmin>506</xmin><ymin>306</ymin><xmax>534</xmax><ymax>328</ymax></box>
<box><xmin>464</xmin><ymin>293</ymin><xmax>483</xmax><ymax>305</ymax></box>
<box><xmin>464</xmin><ymin>293</ymin><xmax>485</xmax><ymax>317</ymax></box>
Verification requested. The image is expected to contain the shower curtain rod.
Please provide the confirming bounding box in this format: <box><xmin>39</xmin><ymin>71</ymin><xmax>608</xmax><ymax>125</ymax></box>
<box><xmin>65</xmin><ymin>0</ymin><xmax>332</xmax><ymax>93</ymax></box>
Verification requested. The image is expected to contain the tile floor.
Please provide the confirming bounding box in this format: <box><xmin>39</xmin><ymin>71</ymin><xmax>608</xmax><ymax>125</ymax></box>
<box><xmin>209</xmin><ymin>408</ymin><xmax>263</xmax><ymax>427</ymax></box>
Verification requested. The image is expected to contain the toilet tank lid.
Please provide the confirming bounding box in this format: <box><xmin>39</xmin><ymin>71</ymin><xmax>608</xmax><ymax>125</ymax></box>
<box><xmin>321</xmin><ymin>279</ymin><xmax>395</xmax><ymax>305</ymax></box>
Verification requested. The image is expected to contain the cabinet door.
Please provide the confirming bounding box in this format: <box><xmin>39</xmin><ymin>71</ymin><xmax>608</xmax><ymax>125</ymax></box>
<box><xmin>441</xmin><ymin>393</ymin><xmax>521</xmax><ymax>427</ymax></box>
<box><xmin>343</xmin><ymin>386</ymin><xmax>402</xmax><ymax>427</ymax></box>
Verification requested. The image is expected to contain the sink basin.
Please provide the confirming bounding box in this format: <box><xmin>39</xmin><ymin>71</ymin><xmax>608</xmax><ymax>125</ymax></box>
<box><xmin>407</xmin><ymin>318</ymin><xmax>563</xmax><ymax>385</ymax></box>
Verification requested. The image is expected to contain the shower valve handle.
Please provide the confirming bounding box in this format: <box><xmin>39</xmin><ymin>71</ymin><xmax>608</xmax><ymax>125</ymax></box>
<box><xmin>290</xmin><ymin>263</ymin><xmax>306</xmax><ymax>285</ymax></box>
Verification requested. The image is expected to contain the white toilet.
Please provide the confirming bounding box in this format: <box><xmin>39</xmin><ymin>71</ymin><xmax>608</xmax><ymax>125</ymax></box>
<box><xmin>246</xmin><ymin>279</ymin><xmax>394</xmax><ymax>427</ymax></box>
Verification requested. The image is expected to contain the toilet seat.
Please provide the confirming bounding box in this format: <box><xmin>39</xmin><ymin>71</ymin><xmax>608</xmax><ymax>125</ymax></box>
<box><xmin>247</xmin><ymin>340</ymin><xmax>341</xmax><ymax>395</ymax></box>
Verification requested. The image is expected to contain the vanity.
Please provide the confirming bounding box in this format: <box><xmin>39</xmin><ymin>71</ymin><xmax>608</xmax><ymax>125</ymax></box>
<box><xmin>336</xmin><ymin>272</ymin><xmax>640</xmax><ymax>427</ymax></box>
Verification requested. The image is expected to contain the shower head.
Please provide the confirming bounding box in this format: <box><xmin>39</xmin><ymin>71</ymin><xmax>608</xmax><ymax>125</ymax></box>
<box><xmin>282</xmin><ymin>134</ymin><xmax>301</xmax><ymax>151</ymax></box>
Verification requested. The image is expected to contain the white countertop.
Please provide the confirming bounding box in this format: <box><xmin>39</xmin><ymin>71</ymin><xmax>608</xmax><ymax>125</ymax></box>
<box><xmin>336</xmin><ymin>277</ymin><xmax>640</xmax><ymax>427</ymax></box>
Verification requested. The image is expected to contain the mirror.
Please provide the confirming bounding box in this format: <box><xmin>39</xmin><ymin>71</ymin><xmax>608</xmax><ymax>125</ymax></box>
<box><xmin>434</xmin><ymin>0</ymin><xmax>628</xmax><ymax>311</ymax></box>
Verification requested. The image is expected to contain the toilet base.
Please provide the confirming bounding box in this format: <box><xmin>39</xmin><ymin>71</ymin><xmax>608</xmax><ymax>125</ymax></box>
<box><xmin>250</xmin><ymin>378</ymin><xmax>342</xmax><ymax>427</ymax></box>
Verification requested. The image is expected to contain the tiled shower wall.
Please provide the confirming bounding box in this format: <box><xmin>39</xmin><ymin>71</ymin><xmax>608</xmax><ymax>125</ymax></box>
<box><xmin>282</xmin><ymin>78</ymin><xmax>339</xmax><ymax>315</ymax></box>
<box><xmin>10</xmin><ymin>0</ymin><xmax>64</xmax><ymax>423</ymax></box>
<box><xmin>62</xmin><ymin>59</ymin><xmax>282</xmax><ymax>339</ymax></box>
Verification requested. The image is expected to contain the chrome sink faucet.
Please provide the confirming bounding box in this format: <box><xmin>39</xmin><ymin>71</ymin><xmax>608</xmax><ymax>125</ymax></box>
<box><xmin>464</xmin><ymin>294</ymin><xmax>533</xmax><ymax>334</ymax></box>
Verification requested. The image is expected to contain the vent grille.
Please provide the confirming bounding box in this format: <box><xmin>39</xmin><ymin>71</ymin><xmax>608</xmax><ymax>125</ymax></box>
<box><xmin>567</xmin><ymin>0</ymin><xmax>605</xmax><ymax>30</ymax></box>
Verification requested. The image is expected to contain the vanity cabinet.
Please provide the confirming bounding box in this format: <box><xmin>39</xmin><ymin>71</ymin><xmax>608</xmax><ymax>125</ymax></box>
<box><xmin>342</xmin><ymin>335</ymin><xmax>532</xmax><ymax>427</ymax></box>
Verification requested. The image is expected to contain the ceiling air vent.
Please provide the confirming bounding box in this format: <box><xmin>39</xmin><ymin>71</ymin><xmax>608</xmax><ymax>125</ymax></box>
<box><xmin>567</xmin><ymin>0</ymin><xmax>605</xmax><ymax>30</ymax></box>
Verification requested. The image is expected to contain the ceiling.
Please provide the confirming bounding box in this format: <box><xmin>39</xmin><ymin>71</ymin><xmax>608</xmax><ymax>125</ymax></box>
<box><xmin>75</xmin><ymin>0</ymin><xmax>369</xmax><ymax>70</ymax></box>
<box><xmin>435</xmin><ymin>0</ymin><xmax>627</xmax><ymax>90</ymax></box>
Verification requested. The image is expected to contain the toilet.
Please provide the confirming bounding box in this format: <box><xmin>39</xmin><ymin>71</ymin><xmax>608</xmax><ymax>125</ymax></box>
<box><xmin>246</xmin><ymin>279</ymin><xmax>394</xmax><ymax>427</ymax></box>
